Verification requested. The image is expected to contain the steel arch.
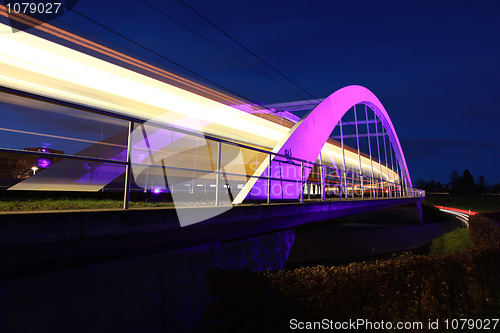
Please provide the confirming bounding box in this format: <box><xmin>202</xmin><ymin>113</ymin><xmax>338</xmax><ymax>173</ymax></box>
<box><xmin>233</xmin><ymin>85</ymin><xmax>412</xmax><ymax>203</ymax></box>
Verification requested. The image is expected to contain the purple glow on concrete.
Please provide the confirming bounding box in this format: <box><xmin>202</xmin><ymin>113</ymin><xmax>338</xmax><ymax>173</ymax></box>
<box><xmin>218</xmin><ymin>230</ymin><xmax>295</xmax><ymax>271</ymax></box>
<box><xmin>234</xmin><ymin>85</ymin><xmax>413</xmax><ymax>203</ymax></box>
<box><xmin>37</xmin><ymin>158</ymin><xmax>51</xmax><ymax>168</ymax></box>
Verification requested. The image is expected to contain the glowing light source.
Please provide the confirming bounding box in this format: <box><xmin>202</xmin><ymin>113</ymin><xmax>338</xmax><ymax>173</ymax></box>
<box><xmin>37</xmin><ymin>158</ymin><xmax>50</xmax><ymax>168</ymax></box>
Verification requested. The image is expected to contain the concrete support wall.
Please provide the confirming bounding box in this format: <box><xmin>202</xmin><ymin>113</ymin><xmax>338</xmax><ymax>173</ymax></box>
<box><xmin>0</xmin><ymin>198</ymin><xmax>422</xmax><ymax>247</ymax></box>
<box><xmin>0</xmin><ymin>230</ymin><xmax>295</xmax><ymax>333</ymax></box>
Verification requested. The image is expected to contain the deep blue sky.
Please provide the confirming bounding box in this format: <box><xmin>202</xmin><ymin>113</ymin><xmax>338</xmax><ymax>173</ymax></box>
<box><xmin>11</xmin><ymin>0</ymin><xmax>500</xmax><ymax>185</ymax></box>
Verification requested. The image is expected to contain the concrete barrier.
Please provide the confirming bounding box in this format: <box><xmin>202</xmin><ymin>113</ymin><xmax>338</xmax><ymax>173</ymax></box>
<box><xmin>0</xmin><ymin>197</ymin><xmax>423</xmax><ymax>248</ymax></box>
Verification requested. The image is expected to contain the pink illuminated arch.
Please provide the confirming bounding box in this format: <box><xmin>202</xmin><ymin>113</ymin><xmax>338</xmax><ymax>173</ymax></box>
<box><xmin>232</xmin><ymin>85</ymin><xmax>412</xmax><ymax>203</ymax></box>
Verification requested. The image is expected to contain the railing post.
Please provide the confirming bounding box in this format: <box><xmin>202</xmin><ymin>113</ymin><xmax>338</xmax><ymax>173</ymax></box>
<box><xmin>320</xmin><ymin>164</ymin><xmax>325</xmax><ymax>202</ymax></box>
<box><xmin>308</xmin><ymin>166</ymin><xmax>311</xmax><ymax>200</ymax></box>
<box><xmin>300</xmin><ymin>161</ymin><xmax>304</xmax><ymax>203</ymax></box>
<box><xmin>338</xmin><ymin>170</ymin><xmax>343</xmax><ymax>202</ymax></box>
<box><xmin>215</xmin><ymin>141</ymin><xmax>221</xmax><ymax>206</ymax></box>
<box><xmin>361</xmin><ymin>175</ymin><xmax>364</xmax><ymax>200</ymax></box>
<box><xmin>351</xmin><ymin>172</ymin><xmax>355</xmax><ymax>200</ymax></box>
<box><xmin>267</xmin><ymin>153</ymin><xmax>271</xmax><ymax>204</ymax></box>
<box><xmin>123</xmin><ymin>120</ymin><xmax>134</xmax><ymax>209</ymax></box>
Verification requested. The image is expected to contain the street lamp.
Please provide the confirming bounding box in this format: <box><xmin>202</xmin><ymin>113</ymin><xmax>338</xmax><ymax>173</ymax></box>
<box><xmin>31</xmin><ymin>166</ymin><xmax>38</xmax><ymax>175</ymax></box>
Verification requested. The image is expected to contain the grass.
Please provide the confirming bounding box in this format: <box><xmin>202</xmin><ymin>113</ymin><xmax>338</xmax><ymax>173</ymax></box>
<box><xmin>1</xmin><ymin>193</ymin><xmax>498</xmax><ymax>215</ymax></box>
<box><xmin>429</xmin><ymin>227</ymin><xmax>473</xmax><ymax>254</ymax></box>
<box><xmin>0</xmin><ymin>198</ymin><xmax>174</xmax><ymax>211</ymax></box>
<box><xmin>423</xmin><ymin>194</ymin><xmax>500</xmax><ymax>213</ymax></box>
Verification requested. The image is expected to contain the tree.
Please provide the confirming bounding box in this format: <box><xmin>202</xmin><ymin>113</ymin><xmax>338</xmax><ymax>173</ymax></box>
<box><xmin>415</xmin><ymin>179</ymin><xmax>448</xmax><ymax>193</ymax></box>
<box><xmin>415</xmin><ymin>179</ymin><xmax>427</xmax><ymax>190</ymax></box>
<box><xmin>462</xmin><ymin>169</ymin><xmax>475</xmax><ymax>188</ymax></box>
<box><xmin>450</xmin><ymin>169</ymin><xmax>479</xmax><ymax>196</ymax></box>
<box><xmin>476</xmin><ymin>175</ymin><xmax>487</xmax><ymax>194</ymax></box>
<box><xmin>449</xmin><ymin>170</ymin><xmax>460</xmax><ymax>190</ymax></box>
<box><xmin>435</xmin><ymin>181</ymin><xmax>446</xmax><ymax>192</ymax></box>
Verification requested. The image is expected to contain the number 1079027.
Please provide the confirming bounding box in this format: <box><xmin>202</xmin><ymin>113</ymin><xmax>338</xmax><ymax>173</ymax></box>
<box><xmin>6</xmin><ymin>2</ymin><xmax>62</xmax><ymax>15</ymax></box>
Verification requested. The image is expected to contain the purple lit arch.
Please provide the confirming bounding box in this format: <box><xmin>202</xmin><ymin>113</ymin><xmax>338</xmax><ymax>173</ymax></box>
<box><xmin>233</xmin><ymin>85</ymin><xmax>412</xmax><ymax>203</ymax></box>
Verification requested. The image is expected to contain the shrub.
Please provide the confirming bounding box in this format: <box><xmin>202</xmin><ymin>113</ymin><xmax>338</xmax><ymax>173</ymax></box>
<box><xmin>206</xmin><ymin>215</ymin><xmax>500</xmax><ymax>331</ymax></box>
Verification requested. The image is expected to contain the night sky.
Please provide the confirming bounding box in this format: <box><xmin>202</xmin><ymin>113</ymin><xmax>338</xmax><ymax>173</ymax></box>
<box><xmin>9</xmin><ymin>0</ymin><xmax>500</xmax><ymax>185</ymax></box>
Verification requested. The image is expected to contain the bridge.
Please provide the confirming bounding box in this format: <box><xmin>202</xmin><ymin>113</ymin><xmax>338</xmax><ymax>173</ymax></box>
<box><xmin>0</xmin><ymin>14</ymin><xmax>422</xmax><ymax>219</ymax></box>
<box><xmin>0</xmin><ymin>9</ymin><xmax>431</xmax><ymax>332</ymax></box>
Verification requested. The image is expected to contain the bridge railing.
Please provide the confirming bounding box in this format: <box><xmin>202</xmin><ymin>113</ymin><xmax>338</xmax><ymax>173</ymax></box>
<box><xmin>0</xmin><ymin>86</ymin><xmax>424</xmax><ymax>209</ymax></box>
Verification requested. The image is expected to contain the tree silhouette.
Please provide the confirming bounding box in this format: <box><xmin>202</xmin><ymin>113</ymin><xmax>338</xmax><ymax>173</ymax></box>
<box><xmin>450</xmin><ymin>169</ymin><xmax>479</xmax><ymax>195</ymax></box>
<box><xmin>419</xmin><ymin>170</ymin><xmax>490</xmax><ymax>195</ymax></box>
<box><xmin>449</xmin><ymin>170</ymin><xmax>460</xmax><ymax>190</ymax></box>
<box><xmin>477</xmin><ymin>175</ymin><xmax>487</xmax><ymax>194</ymax></box>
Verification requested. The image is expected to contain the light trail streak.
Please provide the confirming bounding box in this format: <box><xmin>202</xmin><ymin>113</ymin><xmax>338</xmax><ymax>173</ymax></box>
<box><xmin>435</xmin><ymin>206</ymin><xmax>478</xmax><ymax>227</ymax></box>
<box><xmin>435</xmin><ymin>206</ymin><xmax>478</xmax><ymax>216</ymax></box>
<box><xmin>0</xmin><ymin>4</ymin><xmax>245</xmax><ymax>107</ymax></box>
<box><xmin>438</xmin><ymin>208</ymin><xmax>469</xmax><ymax>226</ymax></box>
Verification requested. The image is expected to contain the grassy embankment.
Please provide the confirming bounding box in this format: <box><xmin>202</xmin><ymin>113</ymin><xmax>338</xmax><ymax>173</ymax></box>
<box><xmin>0</xmin><ymin>198</ymin><xmax>173</xmax><ymax>211</ymax></box>
<box><xmin>1</xmin><ymin>192</ymin><xmax>498</xmax><ymax>213</ymax></box>
<box><xmin>424</xmin><ymin>194</ymin><xmax>500</xmax><ymax>255</ymax></box>
<box><xmin>423</xmin><ymin>194</ymin><xmax>500</xmax><ymax>213</ymax></box>
<box><xmin>429</xmin><ymin>228</ymin><xmax>473</xmax><ymax>254</ymax></box>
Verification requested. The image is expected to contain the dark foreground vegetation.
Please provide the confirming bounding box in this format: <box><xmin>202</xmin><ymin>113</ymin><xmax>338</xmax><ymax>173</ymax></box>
<box><xmin>206</xmin><ymin>213</ymin><xmax>500</xmax><ymax>332</ymax></box>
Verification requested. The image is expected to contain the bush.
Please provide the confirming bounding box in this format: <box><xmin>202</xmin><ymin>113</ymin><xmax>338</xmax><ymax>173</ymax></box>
<box><xmin>206</xmin><ymin>215</ymin><xmax>500</xmax><ymax>331</ymax></box>
<box><xmin>469</xmin><ymin>213</ymin><xmax>500</xmax><ymax>249</ymax></box>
